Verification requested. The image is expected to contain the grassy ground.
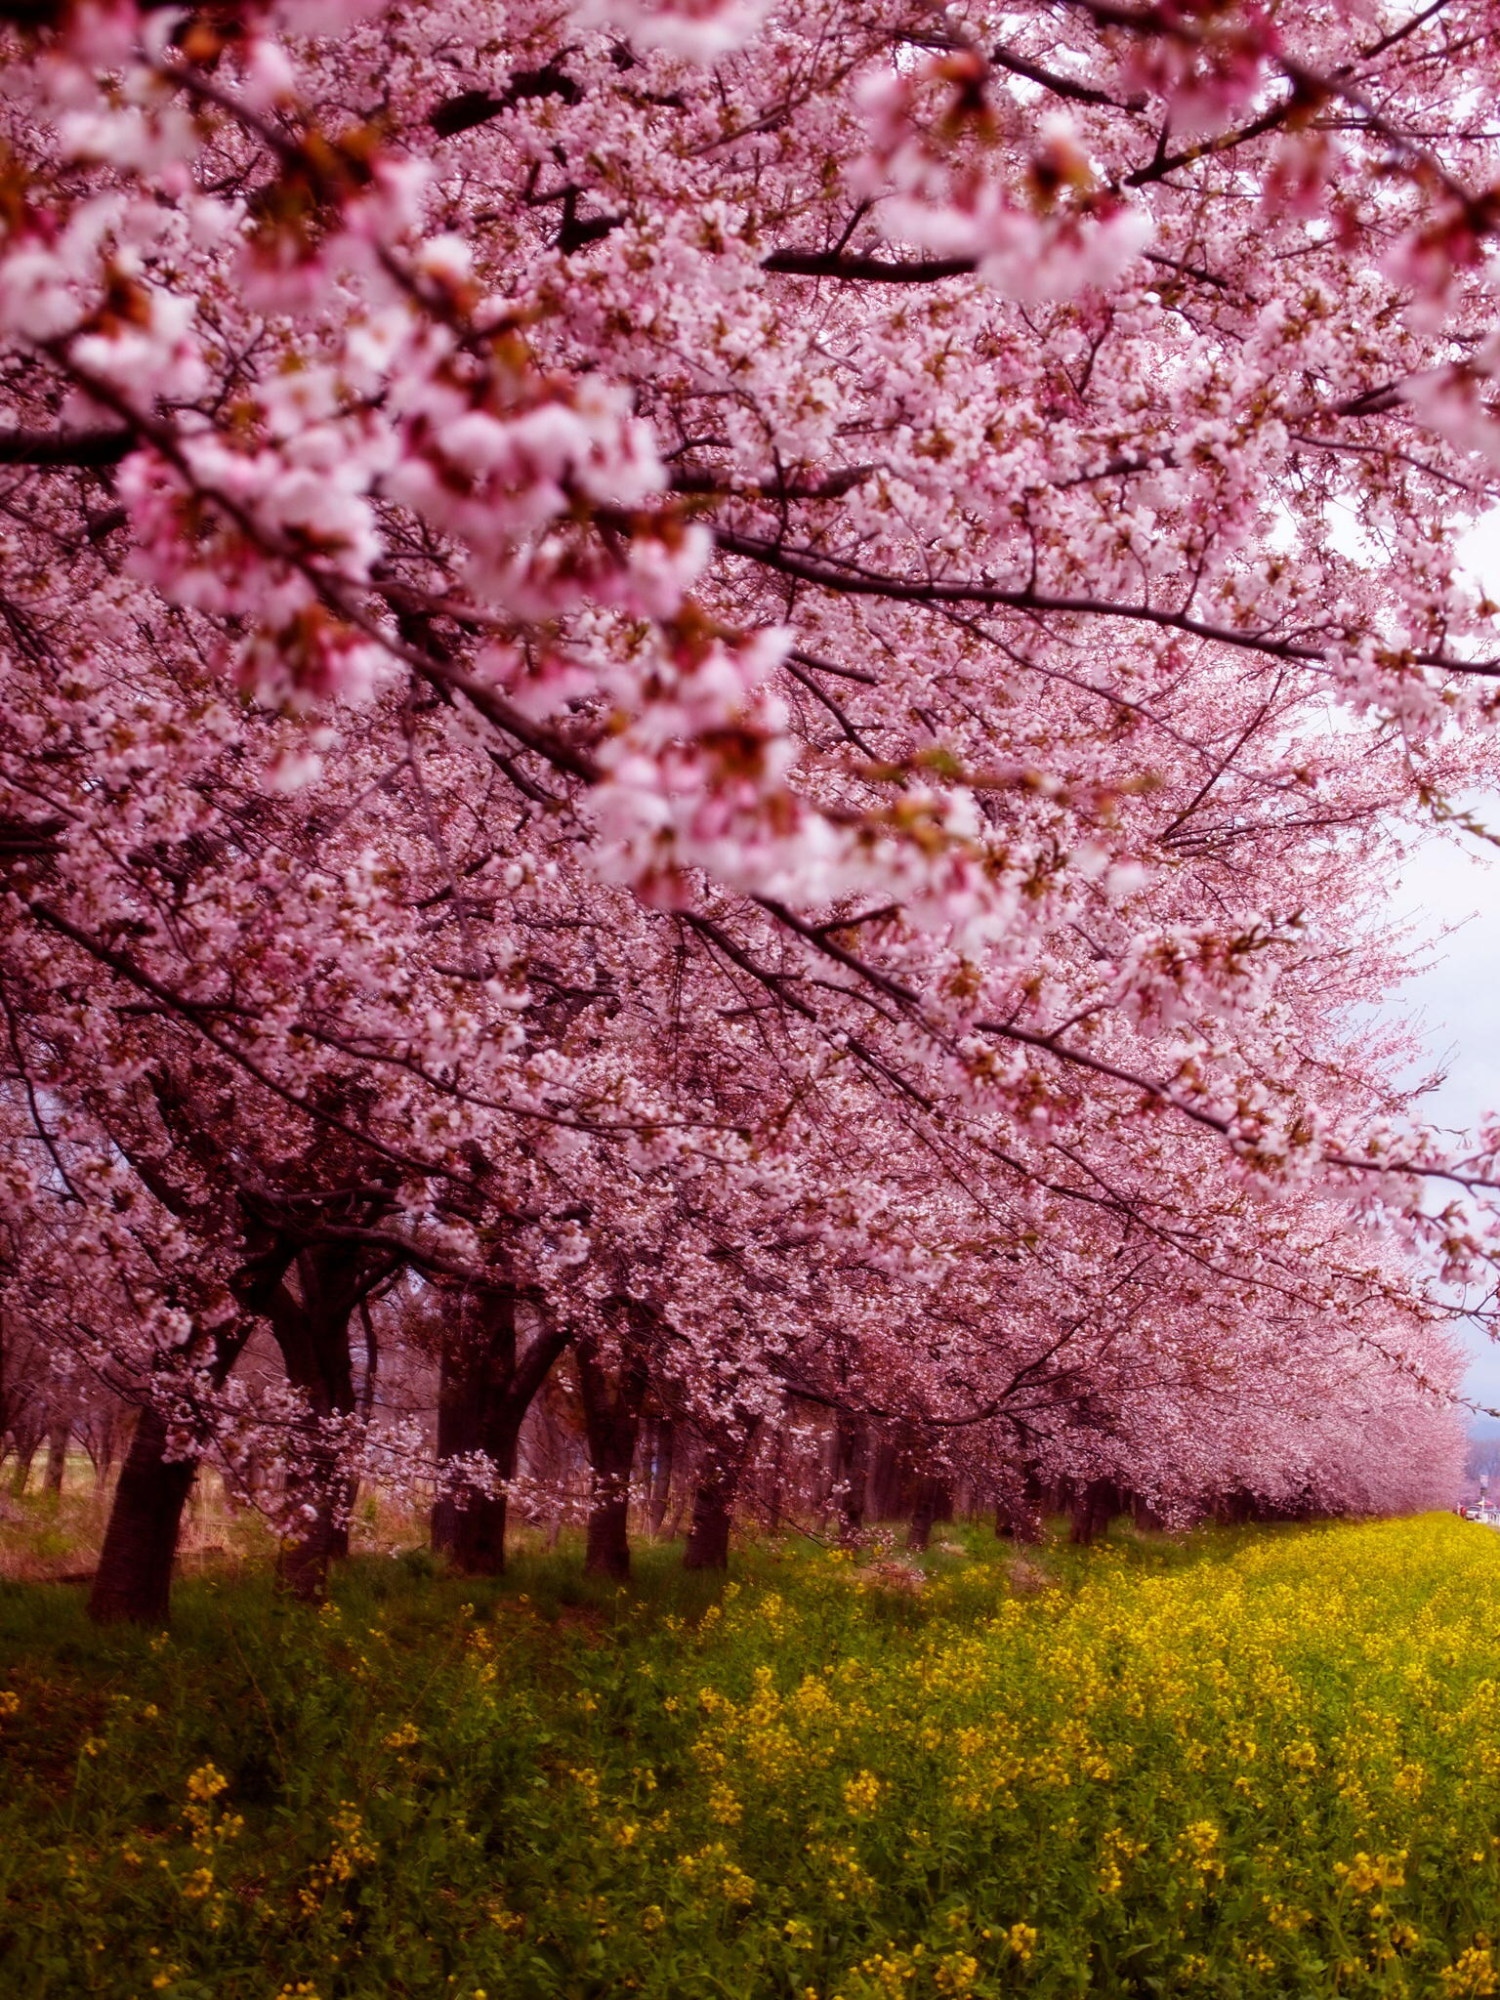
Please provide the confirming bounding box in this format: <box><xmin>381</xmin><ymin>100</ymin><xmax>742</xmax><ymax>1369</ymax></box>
<box><xmin>0</xmin><ymin>1464</ymin><xmax>419</xmax><ymax>1583</ymax></box>
<box><xmin>3</xmin><ymin>1514</ymin><xmax>1500</xmax><ymax>1998</ymax></box>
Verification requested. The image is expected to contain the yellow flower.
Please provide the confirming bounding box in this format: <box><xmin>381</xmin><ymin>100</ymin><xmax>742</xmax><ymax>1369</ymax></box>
<box><xmin>854</xmin><ymin>1946</ymin><xmax>919</xmax><ymax>1995</ymax></box>
<box><xmin>707</xmin><ymin>1781</ymin><xmax>743</xmax><ymax>1825</ymax></box>
<box><xmin>842</xmin><ymin>1770</ymin><xmax>884</xmax><ymax>1818</ymax></box>
<box><xmin>934</xmin><ymin>1951</ymin><xmax>979</xmax><ymax>1996</ymax></box>
<box><xmin>568</xmin><ymin>1765</ymin><xmax>602</xmax><ymax>1809</ymax></box>
<box><xmin>1006</xmin><ymin>1922</ymin><xmax>1038</xmax><ymax>1962</ymax></box>
<box><xmin>186</xmin><ymin>1764</ymin><xmax>228</xmax><ymax>1804</ymax></box>
<box><xmin>1172</xmin><ymin>1820</ymin><xmax>1225</xmax><ymax>1880</ymax></box>
<box><xmin>1334</xmin><ymin>1850</ymin><xmax>1406</xmax><ymax>1897</ymax></box>
<box><xmin>677</xmin><ymin>1841</ymin><xmax>754</xmax><ymax>1904</ymax></box>
<box><xmin>1441</xmin><ymin>1946</ymin><xmax>1500</xmax><ymax>1998</ymax></box>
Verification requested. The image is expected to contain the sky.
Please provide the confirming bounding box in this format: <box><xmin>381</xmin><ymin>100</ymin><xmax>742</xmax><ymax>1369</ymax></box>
<box><xmin>1389</xmin><ymin>512</ymin><xmax>1500</xmax><ymax>1410</ymax></box>
<box><xmin>1386</xmin><ymin>814</ymin><xmax>1500</xmax><ymax>1407</ymax></box>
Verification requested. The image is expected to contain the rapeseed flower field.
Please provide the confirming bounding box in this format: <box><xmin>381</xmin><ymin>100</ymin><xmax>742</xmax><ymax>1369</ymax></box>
<box><xmin>5</xmin><ymin>1515</ymin><xmax>1500</xmax><ymax>1996</ymax></box>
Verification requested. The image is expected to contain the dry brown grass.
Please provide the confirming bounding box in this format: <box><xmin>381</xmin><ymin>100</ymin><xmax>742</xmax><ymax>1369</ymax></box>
<box><xmin>0</xmin><ymin>1458</ymin><xmax>430</xmax><ymax>1583</ymax></box>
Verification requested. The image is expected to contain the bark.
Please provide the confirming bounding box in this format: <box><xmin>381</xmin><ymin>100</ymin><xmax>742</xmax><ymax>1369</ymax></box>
<box><xmin>575</xmin><ymin>1325</ymin><xmax>649</xmax><ymax>1581</ymax></box>
<box><xmin>43</xmin><ymin>1422</ymin><xmax>68</xmax><ymax>1495</ymax></box>
<box><xmin>683</xmin><ymin>1424</ymin><xmax>760</xmax><ymax>1571</ymax></box>
<box><xmin>1069</xmin><ymin>1478</ymin><xmax>1119</xmax><ymax>1546</ymax></box>
<box><xmin>430</xmin><ymin>1285</ymin><xmax>569</xmax><ymax>1576</ymax></box>
<box><xmin>995</xmin><ymin>1465</ymin><xmax>1045</xmax><ymax>1543</ymax></box>
<box><xmin>811</xmin><ymin>1426</ymin><xmax>838</xmax><ymax>1527</ymax></box>
<box><xmin>683</xmin><ymin>1476</ymin><xmax>734</xmax><ymax>1570</ymax></box>
<box><xmin>327</xmin><ymin>1298</ymin><xmax>381</xmax><ymax>1561</ymax></box>
<box><xmin>646</xmin><ymin>1418</ymin><xmax>675</xmax><ymax>1537</ymax></box>
<box><xmin>665</xmin><ymin>1485</ymin><xmax>693</xmax><ymax>1543</ymax></box>
<box><xmin>764</xmin><ymin>1425</ymin><xmax>787</xmax><ymax>1535</ymax></box>
<box><xmin>83</xmin><ymin>1406</ymin><xmax>122</xmax><ymax>1486</ymax></box>
<box><xmin>266</xmin><ymin>1244</ymin><xmax>370</xmax><ymax>1602</ymax></box>
<box><xmin>431</xmin><ymin>1380</ymin><xmax>518</xmax><ymax>1575</ymax></box>
<box><xmin>88</xmin><ymin>1312</ymin><xmax>256</xmax><ymax>1626</ymax></box>
<box><xmin>87</xmin><ymin>1406</ymin><xmax>197</xmax><ymax>1626</ymax></box>
<box><xmin>584</xmin><ymin>1478</ymin><xmax>632</xmax><ymax>1578</ymax></box>
<box><xmin>326</xmin><ymin>1488</ymin><xmax>355</xmax><ymax>1564</ymax></box>
<box><xmin>833</xmin><ymin>1410</ymin><xmax>868</xmax><ymax>1544</ymax></box>
<box><xmin>907</xmin><ymin>1473</ymin><xmax>953</xmax><ymax>1552</ymax></box>
<box><xmin>9</xmin><ymin>1437</ymin><xmax>37</xmax><ymax>1497</ymax></box>
<box><xmin>866</xmin><ymin>1435</ymin><xmax>903</xmax><ymax>1523</ymax></box>
<box><xmin>995</xmin><ymin>1496</ymin><xmax>1045</xmax><ymax>1543</ymax></box>
<box><xmin>0</xmin><ymin>1308</ymin><xmax>12</xmax><ymax>1481</ymax></box>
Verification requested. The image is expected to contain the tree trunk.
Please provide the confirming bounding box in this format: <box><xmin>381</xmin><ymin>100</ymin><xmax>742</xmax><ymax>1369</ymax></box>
<box><xmin>431</xmin><ymin>1294</ymin><xmax>515</xmax><ymax>1576</ymax></box>
<box><xmin>0</xmin><ymin>1308</ymin><xmax>9</xmax><ymax>1482</ymax></box>
<box><xmin>328</xmin><ymin>1298</ymin><xmax>378</xmax><ymax>1561</ymax></box>
<box><xmin>764</xmin><ymin>1424</ymin><xmax>787</xmax><ymax>1535</ymax></box>
<box><xmin>89</xmin><ymin>1407</ymin><xmax>121</xmax><ymax>1488</ymax></box>
<box><xmin>43</xmin><ymin>1422</ymin><xmax>68</xmax><ymax>1496</ymax></box>
<box><xmin>866</xmin><ymin>1435</ymin><xmax>902</xmax><ymax>1523</ymax></box>
<box><xmin>833</xmin><ymin>1410</ymin><xmax>868</xmax><ymax>1544</ymax></box>
<box><xmin>996</xmin><ymin>1496</ymin><xmax>1044</xmax><ymax>1543</ymax></box>
<box><xmin>995</xmin><ymin>1465</ymin><xmax>1045</xmax><ymax>1543</ymax></box>
<box><xmin>89</xmin><ymin>1317</ymin><xmax>254</xmax><ymax>1628</ymax></box>
<box><xmin>431</xmin><ymin>1285</ymin><xmax>569</xmax><ymax>1577</ymax></box>
<box><xmin>265</xmin><ymin>1244</ymin><xmax>375</xmax><ymax>1602</ymax></box>
<box><xmin>584</xmin><ymin>1482</ymin><xmax>630</xmax><ymax>1577</ymax></box>
<box><xmin>276</xmin><ymin>1506</ymin><xmax>343</xmax><ymax>1600</ymax></box>
<box><xmin>907</xmin><ymin>1473</ymin><xmax>952</xmax><ymax>1552</ymax></box>
<box><xmin>576</xmin><ymin>1325</ymin><xmax>649</xmax><ymax>1581</ymax></box>
<box><xmin>432</xmin><ymin>1395</ymin><xmax>519</xmax><ymax>1575</ymax></box>
<box><xmin>683</xmin><ymin>1476</ymin><xmax>734</xmax><ymax>1570</ymax></box>
<box><xmin>683</xmin><ymin>1425</ymin><xmax>759</xmax><ymax>1571</ymax></box>
<box><xmin>327</xmin><ymin>1503</ymin><xmax>353</xmax><ymax>1563</ymax></box>
<box><xmin>646</xmin><ymin>1418</ymin><xmax>675</xmax><ymax>1537</ymax></box>
<box><xmin>811</xmin><ymin>1426</ymin><xmax>838</xmax><ymax>1528</ymax></box>
<box><xmin>274</xmin><ymin>1441</ymin><xmax>349</xmax><ymax>1598</ymax></box>
<box><xmin>88</xmin><ymin>1406</ymin><xmax>197</xmax><ymax>1626</ymax></box>
<box><xmin>1070</xmin><ymin>1478</ymin><xmax>1118</xmax><ymax>1546</ymax></box>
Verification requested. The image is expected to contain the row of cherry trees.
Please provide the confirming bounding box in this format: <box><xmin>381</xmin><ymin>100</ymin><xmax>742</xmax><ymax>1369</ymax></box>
<box><xmin>0</xmin><ymin>0</ymin><xmax>1493</xmax><ymax>1618</ymax></box>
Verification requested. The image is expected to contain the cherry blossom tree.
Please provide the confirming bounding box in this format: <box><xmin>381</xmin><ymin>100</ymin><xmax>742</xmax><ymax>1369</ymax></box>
<box><xmin>0</xmin><ymin>0</ymin><xmax>1492</xmax><ymax>1615</ymax></box>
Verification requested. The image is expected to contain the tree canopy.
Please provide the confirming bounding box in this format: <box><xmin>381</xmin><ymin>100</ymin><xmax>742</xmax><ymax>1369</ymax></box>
<box><xmin>0</xmin><ymin>0</ymin><xmax>1493</xmax><ymax>1611</ymax></box>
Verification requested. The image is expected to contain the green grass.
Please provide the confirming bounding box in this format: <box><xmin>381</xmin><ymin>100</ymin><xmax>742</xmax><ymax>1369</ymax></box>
<box><xmin>3</xmin><ymin>1516</ymin><xmax>1500</xmax><ymax>1997</ymax></box>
